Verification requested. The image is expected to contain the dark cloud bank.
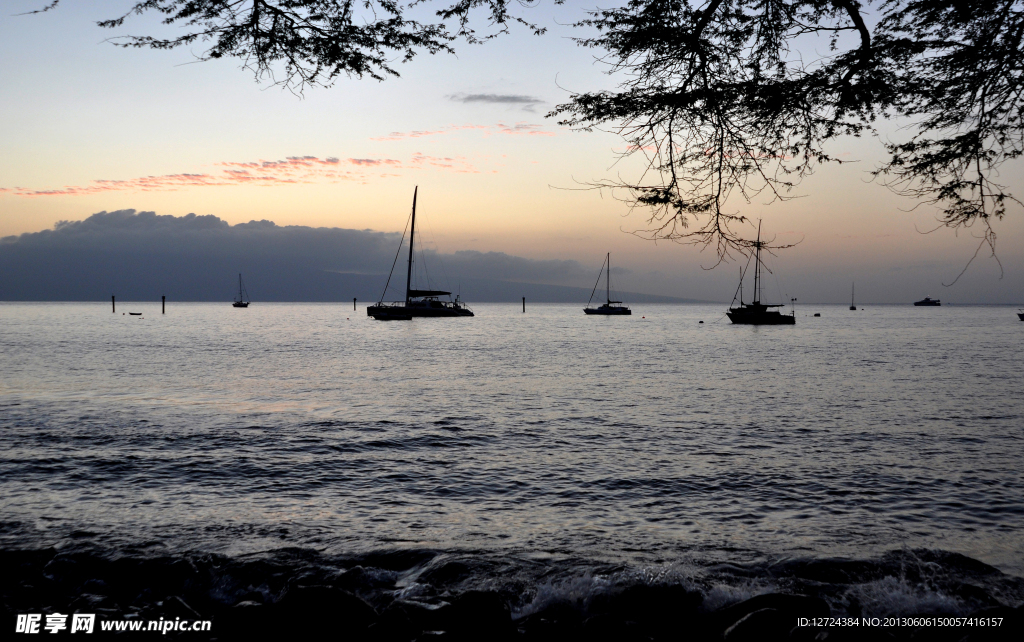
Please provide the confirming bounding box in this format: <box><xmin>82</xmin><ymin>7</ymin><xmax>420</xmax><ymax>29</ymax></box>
<box><xmin>0</xmin><ymin>210</ymin><xmax>693</xmax><ymax>303</ymax></box>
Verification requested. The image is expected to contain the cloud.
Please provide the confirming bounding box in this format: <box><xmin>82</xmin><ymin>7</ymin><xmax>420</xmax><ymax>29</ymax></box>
<box><xmin>449</xmin><ymin>93</ymin><xmax>545</xmax><ymax>113</ymax></box>
<box><xmin>495</xmin><ymin>122</ymin><xmax>556</xmax><ymax>137</ymax></box>
<box><xmin>369</xmin><ymin>124</ymin><xmax>490</xmax><ymax>142</ymax></box>
<box><xmin>450</xmin><ymin>93</ymin><xmax>544</xmax><ymax>104</ymax></box>
<box><xmin>2</xmin><ymin>154</ymin><xmax>465</xmax><ymax>197</ymax></box>
<box><xmin>409</xmin><ymin>153</ymin><xmax>479</xmax><ymax>173</ymax></box>
<box><xmin>370</xmin><ymin>122</ymin><xmax>555</xmax><ymax>142</ymax></box>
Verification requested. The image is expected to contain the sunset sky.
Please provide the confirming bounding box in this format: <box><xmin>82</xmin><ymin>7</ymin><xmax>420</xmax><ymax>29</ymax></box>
<box><xmin>3</xmin><ymin>1</ymin><xmax>1023</xmax><ymax>303</ymax></box>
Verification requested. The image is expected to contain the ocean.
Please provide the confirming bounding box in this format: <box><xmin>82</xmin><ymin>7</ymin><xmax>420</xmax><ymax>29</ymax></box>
<box><xmin>2</xmin><ymin>302</ymin><xmax>1022</xmax><ymax>639</ymax></box>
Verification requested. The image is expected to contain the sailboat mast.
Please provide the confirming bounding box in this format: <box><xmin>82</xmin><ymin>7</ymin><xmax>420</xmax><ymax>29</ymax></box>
<box><xmin>753</xmin><ymin>221</ymin><xmax>762</xmax><ymax>305</ymax></box>
<box><xmin>406</xmin><ymin>187</ymin><xmax>417</xmax><ymax>304</ymax></box>
<box><xmin>606</xmin><ymin>253</ymin><xmax>610</xmax><ymax>303</ymax></box>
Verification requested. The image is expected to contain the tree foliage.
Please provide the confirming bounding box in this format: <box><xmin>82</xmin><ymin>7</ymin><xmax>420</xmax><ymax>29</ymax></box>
<box><xmin>33</xmin><ymin>1</ymin><xmax>1024</xmax><ymax>260</ymax></box>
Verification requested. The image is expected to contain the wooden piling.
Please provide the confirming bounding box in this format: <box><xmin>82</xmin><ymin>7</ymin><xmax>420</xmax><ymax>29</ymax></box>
<box><xmin>353</xmin><ymin>298</ymin><xmax>357</xmax><ymax>311</ymax></box>
<box><xmin>112</xmin><ymin>295</ymin><xmax>115</xmax><ymax>313</ymax></box>
<box><xmin>162</xmin><ymin>296</ymin><xmax>166</xmax><ymax>314</ymax></box>
<box><xmin>522</xmin><ymin>297</ymin><xmax>526</xmax><ymax>313</ymax></box>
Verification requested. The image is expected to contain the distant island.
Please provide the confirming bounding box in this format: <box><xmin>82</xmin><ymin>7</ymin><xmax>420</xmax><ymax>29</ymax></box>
<box><xmin>0</xmin><ymin>210</ymin><xmax>706</xmax><ymax>304</ymax></box>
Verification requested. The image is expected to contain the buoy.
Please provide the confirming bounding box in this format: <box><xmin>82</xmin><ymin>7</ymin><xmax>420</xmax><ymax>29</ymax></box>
<box><xmin>699</xmin><ymin>320</ymin><xmax>704</xmax><ymax>324</ymax></box>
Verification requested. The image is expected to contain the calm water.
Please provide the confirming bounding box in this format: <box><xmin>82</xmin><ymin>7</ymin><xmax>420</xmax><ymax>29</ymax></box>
<box><xmin>2</xmin><ymin>302</ymin><xmax>1023</xmax><ymax>617</ymax></box>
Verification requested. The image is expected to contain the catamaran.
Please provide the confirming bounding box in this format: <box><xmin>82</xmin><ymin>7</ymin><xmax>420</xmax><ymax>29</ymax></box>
<box><xmin>726</xmin><ymin>223</ymin><xmax>795</xmax><ymax>325</ymax></box>
<box><xmin>584</xmin><ymin>253</ymin><xmax>631</xmax><ymax>315</ymax></box>
<box><xmin>367</xmin><ymin>188</ymin><xmax>473</xmax><ymax>320</ymax></box>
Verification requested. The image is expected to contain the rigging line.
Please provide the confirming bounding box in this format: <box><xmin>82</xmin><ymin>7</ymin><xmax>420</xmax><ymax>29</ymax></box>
<box><xmin>765</xmin><ymin>251</ymin><xmax>786</xmax><ymax>305</ymax></box>
<box><xmin>378</xmin><ymin>208</ymin><xmax>412</xmax><ymax>303</ymax></box>
<box><xmin>586</xmin><ymin>255</ymin><xmax>606</xmax><ymax>307</ymax></box>
<box><xmin>416</xmin><ymin>203</ymin><xmax>429</xmax><ymax>290</ymax></box>
<box><xmin>730</xmin><ymin>252</ymin><xmax>755</xmax><ymax>307</ymax></box>
<box><xmin>420</xmin><ymin>244</ymin><xmax>431</xmax><ymax>291</ymax></box>
<box><xmin>420</xmin><ymin>206</ymin><xmax>455</xmax><ymax>297</ymax></box>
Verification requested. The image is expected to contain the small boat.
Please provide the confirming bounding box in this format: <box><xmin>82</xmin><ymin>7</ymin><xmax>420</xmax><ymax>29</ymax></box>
<box><xmin>233</xmin><ymin>274</ymin><xmax>250</xmax><ymax>308</ymax></box>
<box><xmin>1017</xmin><ymin>309</ymin><xmax>1023</xmax><ymax>321</ymax></box>
<box><xmin>914</xmin><ymin>297</ymin><xmax>940</xmax><ymax>306</ymax></box>
<box><xmin>367</xmin><ymin>187</ymin><xmax>474</xmax><ymax>319</ymax></box>
<box><xmin>584</xmin><ymin>253</ymin><xmax>631</xmax><ymax>315</ymax></box>
<box><xmin>726</xmin><ymin>222</ymin><xmax>795</xmax><ymax>325</ymax></box>
<box><xmin>128</xmin><ymin>312</ymin><xmax>142</xmax><ymax>316</ymax></box>
<box><xmin>850</xmin><ymin>283</ymin><xmax>857</xmax><ymax>310</ymax></box>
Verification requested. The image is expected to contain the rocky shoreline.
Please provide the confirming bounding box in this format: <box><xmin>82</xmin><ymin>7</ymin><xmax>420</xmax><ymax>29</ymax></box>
<box><xmin>3</xmin><ymin>548</ymin><xmax>1022</xmax><ymax>640</ymax></box>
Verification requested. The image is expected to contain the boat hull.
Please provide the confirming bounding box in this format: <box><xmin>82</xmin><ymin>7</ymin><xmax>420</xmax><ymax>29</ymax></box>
<box><xmin>914</xmin><ymin>299</ymin><xmax>940</xmax><ymax>306</ymax></box>
<box><xmin>1017</xmin><ymin>312</ymin><xmax>1024</xmax><ymax>321</ymax></box>
<box><xmin>232</xmin><ymin>302</ymin><xmax>249</xmax><ymax>308</ymax></box>
<box><xmin>584</xmin><ymin>307</ymin><xmax>631</xmax><ymax>315</ymax></box>
<box><xmin>727</xmin><ymin>308</ymin><xmax>795</xmax><ymax>325</ymax></box>
<box><xmin>367</xmin><ymin>302</ymin><xmax>473</xmax><ymax>319</ymax></box>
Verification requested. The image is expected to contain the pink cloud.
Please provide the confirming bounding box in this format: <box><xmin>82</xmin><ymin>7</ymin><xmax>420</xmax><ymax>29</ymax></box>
<box><xmin>348</xmin><ymin>158</ymin><xmax>402</xmax><ymax>166</ymax></box>
<box><xmin>371</xmin><ymin>123</ymin><xmax>553</xmax><ymax>141</ymax></box>
<box><xmin>2</xmin><ymin>152</ymin><xmax>488</xmax><ymax>198</ymax></box>
<box><xmin>494</xmin><ymin>122</ymin><xmax>556</xmax><ymax>137</ymax></box>
<box><xmin>4</xmin><ymin>155</ymin><xmax>414</xmax><ymax>197</ymax></box>
<box><xmin>369</xmin><ymin>129</ymin><xmax>449</xmax><ymax>142</ymax></box>
<box><xmin>409</xmin><ymin>153</ymin><xmax>480</xmax><ymax>174</ymax></box>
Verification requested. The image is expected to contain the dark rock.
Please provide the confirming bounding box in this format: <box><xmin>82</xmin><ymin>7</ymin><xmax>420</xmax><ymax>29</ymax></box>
<box><xmin>709</xmin><ymin>593</ymin><xmax>830</xmax><ymax>640</ymax></box>
<box><xmin>273</xmin><ymin>584</ymin><xmax>378</xmax><ymax>639</ymax></box>
<box><xmin>959</xmin><ymin>605</ymin><xmax>1021</xmax><ymax>642</ymax></box>
<box><xmin>373</xmin><ymin>599</ymin><xmax>443</xmax><ymax>641</ymax></box>
<box><xmin>580</xmin><ymin>613</ymin><xmax>645</xmax><ymax>641</ymax></box>
<box><xmin>517</xmin><ymin>601</ymin><xmax>587</xmax><ymax>642</ymax></box>
<box><xmin>162</xmin><ymin>595</ymin><xmax>202</xmax><ymax>620</ymax></box>
<box><xmin>67</xmin><ymin>593</ymin><xmax>118</xmax><ymax>612</ymax></box>
<box><xmin>773</xmin><ymin>559</ymin><xmax>882</xmax><ymax>585</ymax></box>
<box><xmin>589</xmin><ymin>589</ymin><xmax>700</xmax><ymax>622</ymax></box>
<box><xmin>417</xmin><ymin>561</ymin><xmax>474</xmax><ymax>587</ymax></box>
<box><xmin>216</xmin><ymin>600</ymin><xmax>275</xmax><ymax>641</ymax></box>
<box><xmin>815</xmin><ymin>628</ymin><xmax>896</xmax><ymax>641</ymax></box>
<box><xmin>723</xmin><ymin>607</ymin><xmax>793</xmax><ymax>641</ymax></box>
<box><xmin>333</xmin><ymin>565</ymin><xmax>398</xmax><ymax>592</ymax></box>
<box><xmin>433</xmin><ymin>590</ymin><xmax>512</xmax><ymax>640</ymax></box>
<box><xmin>587</xmin><ymin>583</ymin><xmax>702</xmax><ymax>638</ymax></box>
<box><xmin>951</xmin><ymin>583</ymin><xmax>1002</xmax><ymax>610</ymax></box>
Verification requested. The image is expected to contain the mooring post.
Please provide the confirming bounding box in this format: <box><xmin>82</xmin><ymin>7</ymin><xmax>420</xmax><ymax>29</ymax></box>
<box><xmin>353</xmin><ymin>298</ymin><xmax>357</xmax><ymax>311</ymax></box>
<box><xmin>162</xmin><ymin>295</ymin><xmax>166</xmax><ymax>314</ymax></box>
<box><xmin>112</xmin><ymin>295</ymin><xmax>115</xmax><ymax>313</ymax></box>
<box><xmin>522</xmin><ymin>297</ymin><xmax>526</xmax><ymax>313</ymax></box>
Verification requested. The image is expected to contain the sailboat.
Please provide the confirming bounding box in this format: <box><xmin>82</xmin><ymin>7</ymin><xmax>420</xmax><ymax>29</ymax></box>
<box><xmin>726</xmin><ymin>223</ymin><xmax>795</xmax><ymax>325</ymax></box>
<box><xmin>850</xmin><ymin>283</ymin><xmax>857</xmax><ymax>310</ymax></box>
<box><xmin>232</xmin><ymin>274</ymin><xmax>250</xmax><ymax>308</ymax></box>
<box><xmin>367</xmin><ymin>188</ymin><xmax>474</xmax><ymax>320</ymax></box>
<box><xmin>584</xmin><ymin>253</ymin><xmax>631</xmax><ymax>315</ymax></box>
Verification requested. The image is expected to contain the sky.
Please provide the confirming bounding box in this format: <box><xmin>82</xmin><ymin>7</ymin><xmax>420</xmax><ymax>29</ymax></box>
<box><xmin>2</xmin><ymin>1</ymin><xmax>1023</xmax><ymax>303</ymax></box>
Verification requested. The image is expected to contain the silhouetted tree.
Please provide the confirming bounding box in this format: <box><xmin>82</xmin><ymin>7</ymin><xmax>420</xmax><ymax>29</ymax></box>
<box><xmin>33</xmin><ymin>1</ymin><xmax>1024</xmax><ymax>261</ymax></box>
